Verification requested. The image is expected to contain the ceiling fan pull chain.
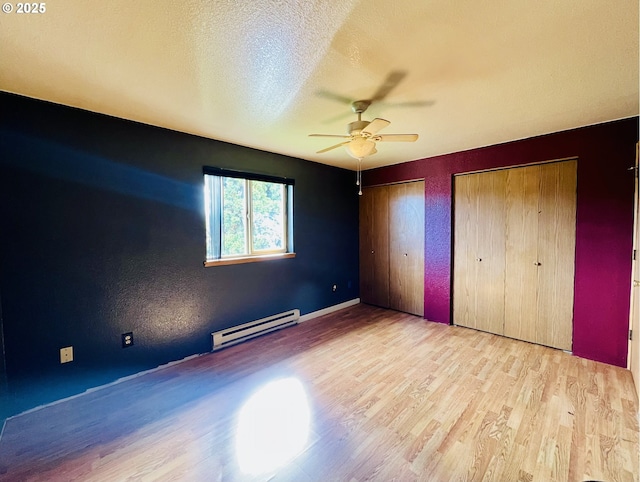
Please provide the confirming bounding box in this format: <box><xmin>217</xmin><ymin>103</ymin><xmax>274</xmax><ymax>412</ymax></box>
<box><xmin>357</xmin><ymin>158</ymin><xmax>363</xmax><ymax>195</ymax></box>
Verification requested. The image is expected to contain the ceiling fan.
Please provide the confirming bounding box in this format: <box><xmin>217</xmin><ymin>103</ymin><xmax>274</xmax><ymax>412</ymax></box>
<box><xmin>309</xmin><ymin>99</ymin><xmax>419</xmax><ymax>160</ymax></box>
<box><xmin>309</xmin><ymin>99</ymin><xmax>419</xmax><ymax>194</ymax></box>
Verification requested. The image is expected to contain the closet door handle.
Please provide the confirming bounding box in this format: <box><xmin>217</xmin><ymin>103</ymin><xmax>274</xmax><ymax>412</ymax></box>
<box><xmin>476</xmin><ymin>258</ymin><xmax>482</xmax><ymax>262</ymax></box>
<box><xmin>534</xmin><ymin>262</ymin><xmax>542</xmax><ymax>266</ymax></box>
<box><xmin>404</xmin><ymin>253</ymin><xmax>408</xmax><ymax>257</ymax></box>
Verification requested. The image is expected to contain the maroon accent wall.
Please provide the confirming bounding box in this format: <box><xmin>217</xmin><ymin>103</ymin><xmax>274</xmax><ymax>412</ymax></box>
<box><xmin>365</xmin><ymin>118</ymin><xmax>638</xmax><ymax>368</ymax></box>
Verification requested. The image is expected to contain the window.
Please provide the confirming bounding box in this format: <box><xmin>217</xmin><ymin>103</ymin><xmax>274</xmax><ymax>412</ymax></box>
<box><xmin>204</xmin><ymin>168</ymin><xmax>294</xmax><ymax>266</ymax></box>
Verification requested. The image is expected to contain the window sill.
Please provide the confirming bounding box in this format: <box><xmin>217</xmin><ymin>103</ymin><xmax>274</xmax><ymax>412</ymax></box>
<box><xmin>204</xmin><ymin>252</ymin><xmax>296</xmax><ymax>267</ymax></box>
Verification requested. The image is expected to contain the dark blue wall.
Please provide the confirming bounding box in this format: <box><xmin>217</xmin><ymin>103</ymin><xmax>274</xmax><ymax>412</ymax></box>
<box><xmin>0</xmin><ymin>92</ymin><xmax>359</xmax><ymax>418</ymax></box>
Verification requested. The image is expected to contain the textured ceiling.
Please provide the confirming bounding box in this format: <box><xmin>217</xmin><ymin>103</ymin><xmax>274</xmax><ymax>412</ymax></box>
<box><xmin>1</xmin><ymin>1</ymin><xmax>638</xmax><ymax>171</ymax></box>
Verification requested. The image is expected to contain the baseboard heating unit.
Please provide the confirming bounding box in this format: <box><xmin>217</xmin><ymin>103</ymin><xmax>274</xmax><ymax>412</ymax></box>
<box><xmin>212</xmin><ymin>309</ymin><xmax>300</xmax><ymax>351</ymax></box>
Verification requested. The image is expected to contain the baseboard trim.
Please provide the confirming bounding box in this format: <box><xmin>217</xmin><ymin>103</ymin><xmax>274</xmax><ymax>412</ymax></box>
<box><xmin>299</xmin><ymin>299</ymin><xmax>360</xmax><ymax>323</ymax></box>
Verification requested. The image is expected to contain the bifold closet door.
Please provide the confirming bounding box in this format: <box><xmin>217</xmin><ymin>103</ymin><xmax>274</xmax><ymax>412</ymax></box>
<box><xmin>359</xmin><ymin>186</ymin><xmax>390</xmax><ymax>308</ymax></box>
<box><xmin>360</xmin><ymin>181</ymin><xmax>425</xmax><ymax>316</ymax></box>
<box><xmin>503</xmin><ymin>165</ymin><xmax>541</xmax><ymax>343</ymax></box>
<box><xmin>453</xmin><ymin>174</ymin><xmax>478</xmax><ymax>329</ymax></box>
<box><xmin>503</xmin><ymin>161</ymin><xmax>577</xmax><ymax>350</ymax></box>
<box><xmin>535</xmin><ymin>160</ymin><xmax>577</xmax><ymax>350</ymax></box>
<box><xmin>388</xmin><ymin>181</ymin><xmax>425</xmax><ymax>316</ymax></box>
<box><xmin>453</xmin><ymin>170</ymin><xmax>506</xmax><ymax>335</ymax></box>
<box><xmin>455</xmin><ymin>160</ymin><xmax>577</xmax><ymax>351</ymax></box>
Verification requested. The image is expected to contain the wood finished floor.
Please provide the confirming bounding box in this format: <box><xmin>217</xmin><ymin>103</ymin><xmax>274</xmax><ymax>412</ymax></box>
<box><xmin>0</xmin><ymin>304</ymin><xmax>638</xmax><ymax>481</ymax></box>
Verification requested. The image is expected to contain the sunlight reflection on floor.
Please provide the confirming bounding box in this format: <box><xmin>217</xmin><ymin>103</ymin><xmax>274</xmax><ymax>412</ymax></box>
<box><xmin>235</xmin><ymin>377</ymin><xmax>311</xmax><ymax>476</ymax></box>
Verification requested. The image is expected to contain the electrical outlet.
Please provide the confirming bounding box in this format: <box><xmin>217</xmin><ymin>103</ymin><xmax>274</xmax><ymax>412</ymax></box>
<box><xmin>332</xmin><ymin>284</ymin><xmax>337</xmax><ymax>292</ymax></box>
<box><xmin>122</xmin><ymin>332</ymin><xmax>134</xmax><ymax>348</ymax></box>
<box><xmin>60</xmin><ymin>346</ymin><xmax>73</xmax><ymax>363</ymax></box>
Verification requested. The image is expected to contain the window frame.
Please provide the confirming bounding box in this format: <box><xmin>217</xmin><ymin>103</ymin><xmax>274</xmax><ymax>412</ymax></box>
<box><xmin>203</xmin><ymin>167</ymin><xmax>295</xmax><ymax>267</ymax></box>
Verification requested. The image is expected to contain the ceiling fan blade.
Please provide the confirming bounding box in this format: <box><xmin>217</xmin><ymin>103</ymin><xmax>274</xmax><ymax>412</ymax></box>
<box><xmin>317</xmin><ymin>141</ymin><xmax>350</xmax><ymax>154</ymax></box>
<box><xmin>316</xmin><ymin>89</ymin><xmax>353</xmax><ymax>105</ymax></box>
<box><xmin>309</xmin><ymin>134</ymin><xmax>350</xmax><ymax>139</ymax></box>
<box><xmin>370</xmin><ymin>71</ymin><xmax>407</xmax><ymax>102</ymax></box>
<box><xmin>386</xmin><ymin>100</ymin><xmax>435</xmax><ymax>109</ymax></box>
<box><xmin>377</xmin><ymin>134</ymin><xmax>419</xmax><ymax>142</ymax></box>
<box><xmin>362</xmin><ymin>118</ymin><xmax>390</xmax><ymax>136</ymax></box>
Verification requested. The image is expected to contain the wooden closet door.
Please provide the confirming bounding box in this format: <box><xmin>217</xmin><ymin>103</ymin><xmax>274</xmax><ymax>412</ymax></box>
<box><xmin>504</xmin><ymin>165</ymin><xmax>540</xmax><ymax>343</ymax></box>
<box><xmin>475</xmin><ymin>170</ymin><xmax>507</xmax><ymax>335</ymax></box>
<box><xmin>359</xmin><ymin>186</ymin><xmax>390</xmax><ymax>308</ymax></box>
<box><xmin>453</xmin><ymin>174</ymin><xmax>481</xmax><ymax>329</ymax></box>
<box><xmin>535</xmin><ymin>160</ymin><xmax>577</xmax><ymax>350</ymax></box>
<box><xmin>455</xmin><ymin>161</ymin><xmax>576</xmax><ymax>350</ymax></box>
<box><xmin>389</xmin><ymin>181</ymin><xmax>425</xmax><ymax>316</ymax></box>
<box><xmin>454</xmin><ymin>170</ymin><xmax>506</xmax><ymax>334</ymax></box>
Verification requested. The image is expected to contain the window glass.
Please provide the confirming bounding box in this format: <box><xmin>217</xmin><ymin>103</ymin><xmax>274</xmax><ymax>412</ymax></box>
<box><xmin>251</xmin><ymin>181</ymin><xmax>284</xmax><ymax>252</ymax></box>
<box><xmin>204</xmin><ymin>171</ymin><xmax>293</xmax><ymax>264</ymax></box>
<box><xmin>222</xmin><ymin>177</ymin><xmax>247</xmax><ymax>256</ymax></box>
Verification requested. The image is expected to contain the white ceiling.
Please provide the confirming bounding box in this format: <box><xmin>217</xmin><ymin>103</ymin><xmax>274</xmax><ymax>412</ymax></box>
<box><xmin>1</xmin><ymin>1</ymin><xmax>638</xmax><ymax>171</ymax></box>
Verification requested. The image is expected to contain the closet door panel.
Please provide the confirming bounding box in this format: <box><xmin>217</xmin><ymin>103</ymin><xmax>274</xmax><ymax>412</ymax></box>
<box><xmin>474</xmin><ymin>170</ymin><xmax>507</xmax><ymax>335</ymax></box>
<box><xmin>504</xmin><ymin>165</ymin><xmax>540</xmax><ymax>343</ymax></box>
<box><xmin>359</xmin><ymin>187</ymin><xmax>375</xmax><ymax>305</ymax></box>
<box><xmin>454</xmin><ymin>171</ymin><xmax>506</xmax><ymax>334</ymax></box>
<box><xmin>372</xmin><ymin>186</ymin><xmax>391</xmax><ymax>307</ymax></box>
<box><xmin>536</xmin><ymin>161</ymin><xmax>577</xmax><ymax>350</ymax></box>
<box><xmin>453</xmin><ymin>174</ymin><xmax>480</xmax><ymax>329</ymax></box>
<box><xmin>359</xmin><ymin>186</ymin><xmax>390</xmax><ymax>307</ymax></box>
<box><xmin>389</xmin><ymin>181</ymin><xmax>425</xmax><ymax>316</ymax></box>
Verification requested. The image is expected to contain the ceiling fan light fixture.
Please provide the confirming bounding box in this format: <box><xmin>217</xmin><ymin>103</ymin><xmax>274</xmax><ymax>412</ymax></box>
<box><xmin>346</xmin><ymin>137</ymin><xmax>376</xmax><ymax>159</ymax></box>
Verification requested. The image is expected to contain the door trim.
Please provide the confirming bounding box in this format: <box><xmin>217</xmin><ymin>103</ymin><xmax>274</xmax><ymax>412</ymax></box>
<box><xmin>628</xmin><ymin>142</ymin><xmax>639</xmax><ymax>402</ymax></box>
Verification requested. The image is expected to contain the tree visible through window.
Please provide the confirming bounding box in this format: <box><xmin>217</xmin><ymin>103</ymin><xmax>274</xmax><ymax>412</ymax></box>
<box><xmin>204</xmin><ymin>169</ymin><xmax>294</xmax><ymax>263</ymax></box>
<box><xmin>221</xmin><ymin>177</ymin><xmax>247</xmax><ymax>256</ymax></box>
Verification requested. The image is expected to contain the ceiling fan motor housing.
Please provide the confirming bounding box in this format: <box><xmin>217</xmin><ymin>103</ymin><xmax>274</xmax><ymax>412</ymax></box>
<box><xmin>351</xmin><ymin>100</ymin><xmax>371</xmax><ymax>113</ymax></box>
<box><xmin>348</xmin><ymin>120</ymin><xmax>370</xmax><ymax>136</ymax></box>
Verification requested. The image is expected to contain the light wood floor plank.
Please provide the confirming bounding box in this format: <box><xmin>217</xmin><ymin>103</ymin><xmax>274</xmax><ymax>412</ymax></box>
<box><xmin>0</xmin><ymin>304</ymin><xmax>637</xmax><ymax>481</ymax></box>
